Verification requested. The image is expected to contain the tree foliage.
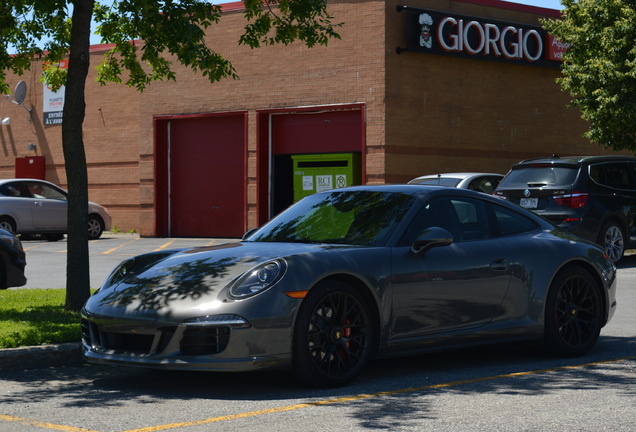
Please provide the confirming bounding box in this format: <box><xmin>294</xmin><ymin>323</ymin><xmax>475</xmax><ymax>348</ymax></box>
<box><xmin>0</xmin><ymin>0</ymin><xmax>341</xmax><ymax>310</ymax></box>
<box><xmin>543</xmin><ymin>0</ymin><xmax>636</xmax><ymax>151</ymax></box>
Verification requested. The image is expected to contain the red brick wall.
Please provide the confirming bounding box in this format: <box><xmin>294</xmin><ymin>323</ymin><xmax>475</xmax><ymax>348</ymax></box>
<box><xmin>1</xmin><ymin>0</ymin><xmax>625</xmax><ymax>236</ymax></box>
<box><xmin>384</xmin><ymin>0</ymin><xmax>620</xmax><ymax>184</ymax></box>
<box><xmin>0</xmin><ymin>55</ymin><xmax>142</xmax><ymax>233</ymax></box>
<box><xmin>136</xmin><ymin>0</ymin><xmax>387</xmax><ymax>234</ymax></box>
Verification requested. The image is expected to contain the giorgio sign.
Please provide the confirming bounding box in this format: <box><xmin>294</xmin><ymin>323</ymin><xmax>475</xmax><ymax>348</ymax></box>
<box><xmin>397</xmin><ymin>5</ymin><xmax>564</xmax><ymax>68</ymax></box>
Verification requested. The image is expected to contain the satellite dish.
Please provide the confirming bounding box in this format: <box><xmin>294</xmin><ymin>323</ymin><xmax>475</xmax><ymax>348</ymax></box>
<box><xmin>14</xmin><ymin>81</ymin><xmax>27</xmax><ymax>105</ymax></box>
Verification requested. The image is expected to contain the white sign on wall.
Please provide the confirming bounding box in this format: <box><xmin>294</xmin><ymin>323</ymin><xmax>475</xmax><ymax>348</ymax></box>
<box><xmin>316</xmin><ymin>175</ymin><xmax>332</xmax><ymax>192</ymax></box>
<box><xmin>42</xmin><ymin>60</ymin><xmax>68</xmax><ymax>125</ymax></box>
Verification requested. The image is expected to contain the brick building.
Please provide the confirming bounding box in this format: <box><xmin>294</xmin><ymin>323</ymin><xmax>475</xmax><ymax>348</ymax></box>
<box><xmin>0</xmin><ymin>0</ymin><xmax>616</xmax><ymax>237</ymax></box>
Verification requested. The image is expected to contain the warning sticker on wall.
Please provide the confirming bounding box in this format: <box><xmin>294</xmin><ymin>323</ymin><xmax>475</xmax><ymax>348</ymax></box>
<box><xmin>335</xmin><ymin>174</ymin><xmax>347</xmax><ymax>188</ymax></box>
<box><xmin>303</xmin><ymin>176</ymin><xmax>314</xmax><ymax>191</ymax></box>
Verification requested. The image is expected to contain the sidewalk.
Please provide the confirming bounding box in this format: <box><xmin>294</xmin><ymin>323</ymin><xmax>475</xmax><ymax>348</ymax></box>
<box><xmin>0</xmin><ymin>342</ymin><xmax>83</xmax><ymax>371</ymax></box>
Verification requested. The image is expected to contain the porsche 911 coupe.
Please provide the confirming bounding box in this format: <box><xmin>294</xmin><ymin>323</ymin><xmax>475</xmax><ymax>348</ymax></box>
<box><xmin>81</xmin><ymin>185</ymin><xmax>617</xmax><ymax>387</ymax></box>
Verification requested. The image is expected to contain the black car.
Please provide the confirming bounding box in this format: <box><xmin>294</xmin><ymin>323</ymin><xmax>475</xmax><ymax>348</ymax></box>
<box><xmin>82</xmin><ymin>185</ymin><xmax>617</xmax><ymax>387</ymax></box>
<box><xmin>495</xmin><ymin>155</ymin><xmax>636</xmax><ymax>262</ymax></box>
<box><xmin>0</xmin><ymin>228</ymin><xmax>27</xmax><ymax>289</ymax></box>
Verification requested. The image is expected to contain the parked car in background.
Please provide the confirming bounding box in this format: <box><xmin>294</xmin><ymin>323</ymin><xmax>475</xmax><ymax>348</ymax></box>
<box><xmin>82</xmin><ymin>185</ymin><xmax>616</xmax><ymax>388</ymax></box>
<box><xmin>408</xmin><ymin>172</ymin><xmax>504</xmax><ymax>194</ymax></box>
<box><xmin>0</xmin><ymin>179</ymin><xmax>112</xmax><ymax>240</ymax></box>
<box><xmin>0</xmin><ymin>228</ymin><xmax>26</xmax><ymax>289</ymax></box>
<box><xmin>494</xmin><ymin>155</ymin><xmax>636</xmax><ymax>262</ymax></box>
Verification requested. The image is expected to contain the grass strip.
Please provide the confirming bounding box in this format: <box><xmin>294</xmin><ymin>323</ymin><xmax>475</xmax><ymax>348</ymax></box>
<box><xmin>0</xmin><ymin>289</ymin><xmax>81</xmax><ymax>349</ymax></box>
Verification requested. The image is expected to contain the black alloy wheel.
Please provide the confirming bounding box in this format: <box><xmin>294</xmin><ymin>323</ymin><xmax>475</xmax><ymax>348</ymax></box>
<box><xmin>544</xmin><ymin>265</ymin><xmax>603</xmax><ymax>357</ymax></box>
<box><xmin>293</xmin><ymin>280</ymin><xmax>374</xmax><ymax>388</ymax></box>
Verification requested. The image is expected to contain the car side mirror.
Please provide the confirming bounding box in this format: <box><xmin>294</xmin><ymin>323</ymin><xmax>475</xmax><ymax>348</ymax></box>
<box><xmin>411</xmin><ymin>227</ymin><xmax>454</xmax><ymax>255</ymax></box>
<box><xmin>242</xmin><ymin>227</ymin><xmax>259</xmax><ymax>241</ymax></box>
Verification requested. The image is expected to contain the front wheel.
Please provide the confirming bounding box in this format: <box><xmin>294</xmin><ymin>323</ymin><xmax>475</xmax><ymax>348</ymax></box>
<box><xmin>544</xmin><ymin>265</ymin><xmax>603</xmax><ymax>357</ymax></box>
<box><xmin>597</xmin><ymin>221</ymin><xmax>625</xmax><ymax>263</ymax></box>
<box><xmin>293</xmin><ymin>280</ymin><xmax>374</xmax><ymax>388</ymax></box>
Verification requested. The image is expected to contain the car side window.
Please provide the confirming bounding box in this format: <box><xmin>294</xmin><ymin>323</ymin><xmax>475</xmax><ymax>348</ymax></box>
<box><xmin>490</xmin><ymin>204</ymin><xmax>539</xmax><ymax>237</ymax></box>
<box><xmin>625</xmin><ymin>163</ymin><xmax>636</xmax><ymax>190</ymax></box>
<box><xmin>595</xmin><ymin>163</ymin><xmax>635</xmax><ymax>190</ymax></box>
<box><xmin>467</xmin><ymin>176</ymin><xmax>501</xmax><ymax>194</ymax></box>
<box><xmin>0</xmin><ymin>182</ymin><xmax>29</xmax><ymax>198</ymax></box>
<box><xmin>405</xmin><ymin>197</ymin><xmax>490</xmax><ymax>244</ymax></box>
<box><xmin>25</xmin><ymin>182</ymin><xmax>67</xmax><ymax>200</ymax></box>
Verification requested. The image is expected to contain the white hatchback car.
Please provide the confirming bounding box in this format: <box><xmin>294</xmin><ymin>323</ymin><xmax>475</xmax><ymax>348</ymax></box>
<box><xmin>408</xmin><ymin>172</ymin><xmax>504</xmax><ymax>194</ymax></box>
<box><xmin>0</xmin><ymin>178</ymin><xmax>111</xmax><ymax>240</ymax></box>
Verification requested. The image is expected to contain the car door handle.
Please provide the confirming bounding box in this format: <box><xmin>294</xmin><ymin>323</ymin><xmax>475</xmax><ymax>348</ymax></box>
<box><xmin>490</xmin><ymin>259</ymin><xmax>509</xmax><ymax>271</ymax></box>
<box><xmin>34</xmin><ymin>201</ymin><xmax>43</xmax><ymax>206</ymax></box>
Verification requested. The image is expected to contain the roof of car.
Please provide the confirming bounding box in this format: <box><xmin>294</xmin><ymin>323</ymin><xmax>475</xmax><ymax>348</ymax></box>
<box><xmin>407</xmin><ymin>172</ymin><xmax>503</xmax><ymax>184</ymax></box>
<box><xmin>410</xmin><ymin>172</ymin><xmax>503</xmax><ymax>179</ymax></box>
<box><xmin>516</xmin><ymin>155</ymin><xmax>636</xmax><ymax>165</ymax></box>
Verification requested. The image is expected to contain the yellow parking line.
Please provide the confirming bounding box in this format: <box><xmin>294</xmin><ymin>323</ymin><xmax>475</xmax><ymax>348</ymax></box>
<box><xmin>0</xmin><ymin>414</ymin><xmax>100</xmax><ymax>432</ymax></box>
<box><xmin>119</xmin><ymin>355</ymin><xmax>636</xmax><ymax>432</ymax></box>
<box><xmin>2</xmin><ymin>355</ymin><xmax>634</xmax><ymax>432</ymax></box>
<box><xmin>103</xmin><ymin>238</ymin><xmax>141</xmax><ymax>255</ymax></box>
<box><xmin>153</xmin><ymin>240</ymin><xmax>175</xmax><ymax>252</ymax></box>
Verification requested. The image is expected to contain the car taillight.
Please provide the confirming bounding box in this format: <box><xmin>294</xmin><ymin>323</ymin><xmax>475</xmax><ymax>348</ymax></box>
<box><xmin>553</xmin><ymin>191</ymin><xmax>588</xmax><ymax>208</ymax></box>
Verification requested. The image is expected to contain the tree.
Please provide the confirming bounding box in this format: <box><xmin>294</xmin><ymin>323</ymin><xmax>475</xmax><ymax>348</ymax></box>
<box><xmin>543</xmin><ymin>0</ymin><xmax>636</xmax><ymax>151</ymax></box>
<box><xmin>0</xmin><ymin>0</ymin><xmax>341</xmax><ymax>310</ymax></box>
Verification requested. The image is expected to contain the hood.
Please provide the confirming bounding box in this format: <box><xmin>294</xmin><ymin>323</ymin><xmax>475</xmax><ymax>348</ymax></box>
<box><xmin>86</xmin><ymin>241</ymin><xmax>364</xmax><ymax>320</ymax></box>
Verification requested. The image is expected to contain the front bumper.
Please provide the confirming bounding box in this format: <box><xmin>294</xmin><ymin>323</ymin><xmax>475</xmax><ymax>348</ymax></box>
<box><xmin>80</xmin><ymin>312</ymin><xmax>294</xmax><ymax>372</ymax></box>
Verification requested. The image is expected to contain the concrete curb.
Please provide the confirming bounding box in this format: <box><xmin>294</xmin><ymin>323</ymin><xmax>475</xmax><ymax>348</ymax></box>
<box><xmin>0</xmin><ymin>342</ymin><xmax>84</xmax><ymax>371</ymax></box>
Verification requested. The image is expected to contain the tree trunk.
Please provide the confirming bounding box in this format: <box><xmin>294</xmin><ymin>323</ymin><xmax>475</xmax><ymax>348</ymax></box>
<box><xmin>63</xmin><ymin>0</ymin><xmax>95</xmax><ymax>311</ymax></box>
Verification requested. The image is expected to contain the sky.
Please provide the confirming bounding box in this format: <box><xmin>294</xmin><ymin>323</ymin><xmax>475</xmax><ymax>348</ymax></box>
<box><xmin>88</xmin><ymin>0</ymin><xmax>565</xmax><ymax>45</ymax></box>
<box><xmin>505</xmin><ymin>0</ymin><xmax>564</xmax><ymax>9</ymax></box>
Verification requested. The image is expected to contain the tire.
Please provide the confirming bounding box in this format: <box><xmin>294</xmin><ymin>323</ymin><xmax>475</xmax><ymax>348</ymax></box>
<box><xmin>597</xmin><ymin>220</ymin><xmax>625</xmax><ymax>263</ymax></box>
<box><xmin>87</xmin><ymin>215</ymin><xmax>104</xmax><ymax>240</ymax></box>
<box><xmin>544</xmin><ymin>265</ymin><xmax>603</xmax><ymax>357</ymax></box>
<box><xmin>293</xmin><ymin>280</ymin><xmax>374</xmax><ymax>388</ymax></box>
<box><xmin>0</xmin><ymin>217</ymin><xmax>17</xmax><ymax>234</ymax></box>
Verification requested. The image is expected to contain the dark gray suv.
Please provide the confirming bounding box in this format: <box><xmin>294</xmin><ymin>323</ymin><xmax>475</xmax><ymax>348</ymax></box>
<box><xmin>494</xmin><ymin>155</ymin><xmax>636</xmax><ymax>262</ymax></box>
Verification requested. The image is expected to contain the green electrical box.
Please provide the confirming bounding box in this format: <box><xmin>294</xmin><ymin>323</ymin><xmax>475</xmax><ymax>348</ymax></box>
<box><xmin>292</xmin><ymin>153</ymin><xmax>361</xmax><ymax>202</ymax></box>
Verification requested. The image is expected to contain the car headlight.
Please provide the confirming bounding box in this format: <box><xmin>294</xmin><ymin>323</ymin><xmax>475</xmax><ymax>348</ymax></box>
<box><xmin>228</xmin><ymin>260</ymin><xmax>287</xmax><ymax>299</ymax></box>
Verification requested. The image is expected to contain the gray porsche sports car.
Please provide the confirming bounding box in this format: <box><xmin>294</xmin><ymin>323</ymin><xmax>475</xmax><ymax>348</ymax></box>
<box><xmin>81</xmin><ymin>185</ymin><xmax>617</xmax><ymax>387</ymax></box>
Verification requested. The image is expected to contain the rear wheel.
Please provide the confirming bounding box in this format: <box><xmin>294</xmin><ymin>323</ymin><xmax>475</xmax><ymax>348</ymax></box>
<box><xmin>87</xmin><ymin>215</ymin><xmax>104</xmax><ymax>239</ymax></box>
<box><xmin>544</xmin><ymin>266</ymin><xmax>603</xmax><ymax>357</ymax></box>
<box><xmin>0</xmin><ymin>217</ymin><xmax>16</xmax><ymax>234</ymax></box>
<box><xmin>293</xmin><ymin>280</ymin><xmax>374</xmax><ymax>388</ymax></box>
<box><xmin>598</xmin><ymin>220</ymin><xmax>624</xmax><ymax>263</ymax></box>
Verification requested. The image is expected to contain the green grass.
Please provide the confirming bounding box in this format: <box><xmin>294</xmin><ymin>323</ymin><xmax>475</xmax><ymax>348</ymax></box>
<box><xmin>0</xmin><ymin>289</ymin><xmax>82</xmax><ymax>349</ymax></box>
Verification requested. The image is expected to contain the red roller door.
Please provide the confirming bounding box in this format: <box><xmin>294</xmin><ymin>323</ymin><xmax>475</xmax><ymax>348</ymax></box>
<box><xmin>157</xmin><ymin>113</ymin><xmax>246</xmax><ymax>237</ymax></box>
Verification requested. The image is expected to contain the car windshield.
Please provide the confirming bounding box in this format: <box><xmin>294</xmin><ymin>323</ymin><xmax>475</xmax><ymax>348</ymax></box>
<box><xmin>248</xmin><ymin>190</ymin><xmax>415</xmax><ymax>246</ymax></box>
<box><xmin>413</xmin><ymin>178</ymin><xmax>461</xmax><ymax>187</ymax></box>
<box><xmin>500</xmin><ymin>165</ymin><xmax>579</xmax><ymax>187</ymax></box>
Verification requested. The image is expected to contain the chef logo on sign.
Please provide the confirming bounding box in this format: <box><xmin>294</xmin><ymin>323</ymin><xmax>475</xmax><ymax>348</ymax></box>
<box><xmin>419</xmin><ymin>13</ymin><xmax>433</xmax><ymax>49</ymax></box>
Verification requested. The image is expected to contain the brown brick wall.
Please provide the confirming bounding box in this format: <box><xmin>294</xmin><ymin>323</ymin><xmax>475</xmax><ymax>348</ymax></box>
<box><xmin>136</xmin><ymin>0</ymin><xmax>387</xmax><ymax>234</ymax></box>
<box><xmin>384</xmin><ymin>0</ymin><xmax>620</xmax><ymax>184</ymax></box>
<box><xmin>0</xmin><ymin>0</ymin><xmax>624</xmax><ymax>237</ymax></box>
<box><xmin>0</xmin><ymin>57</ymin><xmax>142</xmax><ymax>233</ymax></box>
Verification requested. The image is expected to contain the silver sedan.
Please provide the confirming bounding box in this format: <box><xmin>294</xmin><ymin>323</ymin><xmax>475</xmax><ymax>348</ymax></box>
<box><xmin>0</xmin><ymin>178</ymin><xmax>111</xmax><ymax>240</ymax></box>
